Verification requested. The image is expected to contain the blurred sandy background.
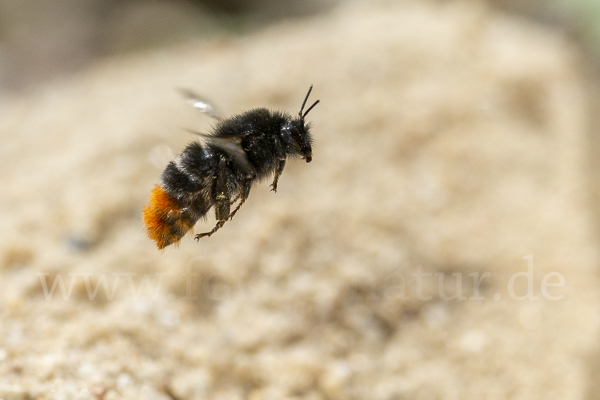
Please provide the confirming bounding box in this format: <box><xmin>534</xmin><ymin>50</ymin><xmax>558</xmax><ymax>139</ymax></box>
<box><xmin>2</xmin><ymin>0</ymin><xmax>600</xmax><ymax>399</ymax></box>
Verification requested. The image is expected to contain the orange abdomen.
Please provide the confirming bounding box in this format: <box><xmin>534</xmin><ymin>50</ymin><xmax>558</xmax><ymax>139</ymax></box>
<box><xmin>143</xmin><ymin>186</ymin><xmax>194</xmax><ymax>249</ymax></box>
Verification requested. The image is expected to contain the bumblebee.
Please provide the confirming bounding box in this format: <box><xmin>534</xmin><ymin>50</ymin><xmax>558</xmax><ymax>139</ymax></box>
<box><xmin>143</xmin><ymin>85</ymin><xmax>319</xmax><ymax>249</ymax></box>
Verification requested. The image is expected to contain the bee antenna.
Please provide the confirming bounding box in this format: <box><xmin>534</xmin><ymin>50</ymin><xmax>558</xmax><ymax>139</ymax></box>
<box><xmin>299</xmin><ymin>84</ymin><xmax>314</xmax><ymax>119</ymax></box>
<box><xmin>302</xmin><ymin>100</ymin><xmax>320</xmax><ymax>119</ymax></box>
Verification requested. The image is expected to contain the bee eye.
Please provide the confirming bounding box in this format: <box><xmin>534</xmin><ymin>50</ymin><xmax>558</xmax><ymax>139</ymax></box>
<box><xmin>290</xmin><ymin>127</ymin><xmax>304</xmax><ymax>147</ymax></box>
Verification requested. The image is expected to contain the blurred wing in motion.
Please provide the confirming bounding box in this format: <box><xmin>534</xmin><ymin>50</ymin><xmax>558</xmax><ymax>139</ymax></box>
<box><xmin>185</xmin><ymin>129</ymin><xmax>255</xmax><ymax>174</ymax></box>
<box><xmin>179</xmin><ymin>88</ymin><xmax>221</xmax><ymax>119</ymax></box>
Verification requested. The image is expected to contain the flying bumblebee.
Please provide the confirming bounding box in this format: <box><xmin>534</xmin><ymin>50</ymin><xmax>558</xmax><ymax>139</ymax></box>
<box><xmin>143</xmin><ymin>85</ymin><xmax>319</xmax><ymax>249</ymax></box>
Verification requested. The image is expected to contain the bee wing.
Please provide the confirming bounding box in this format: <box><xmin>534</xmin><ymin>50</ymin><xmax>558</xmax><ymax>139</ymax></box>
<box><xmin>179</xmin><ymin>89</ymin><xmax>221</xmax><ymax>119</ymax></box>
<box><xmin>186</xmin><ymin>130</ymin><xmax>255</xmax><ymax>174</ymax></box>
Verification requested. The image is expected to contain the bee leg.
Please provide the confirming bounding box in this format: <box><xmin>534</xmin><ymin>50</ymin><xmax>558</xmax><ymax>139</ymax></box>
<box><xmin>195</xmin><ymin>196</ymin><xmax>229</xmax><ymax>239</ymax></box>
<box><xmin>195</xmin><ymin>220</ymin><xmax>226</xmax><ymax>240</ymax></box>
<box><xmin>229</xmin><ymin>180</ymin><xmax>252</xmax><ymax>220</ymax></box>
<box><xmin>195</xmin><ymin>159</ymin><xmax>231</xmax><ymax>240</ymax></box>
<box><xmin>270</xmin><ymin>159</ymin><xmax>286</xmax><ymax>192</ymax></box>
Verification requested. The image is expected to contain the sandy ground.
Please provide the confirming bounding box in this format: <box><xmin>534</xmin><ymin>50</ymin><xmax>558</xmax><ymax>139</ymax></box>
<box><xmin>1</xmin><ymin>0</ymin><xmax>600</xmax><ymax>399</ymax></box>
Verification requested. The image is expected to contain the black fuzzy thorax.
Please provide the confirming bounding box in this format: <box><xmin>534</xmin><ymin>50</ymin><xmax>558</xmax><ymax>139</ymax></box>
<box><xmin>213</xmin><ymin>108</ymin><xmax>290</xmax><ymax>178</ymax></box>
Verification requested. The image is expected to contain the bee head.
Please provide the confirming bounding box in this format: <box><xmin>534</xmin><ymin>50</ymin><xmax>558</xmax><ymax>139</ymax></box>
<box><xmin>283</xmin><ymin>85</ymin><xmax>319</xmax><ymax>163</ymax></box>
